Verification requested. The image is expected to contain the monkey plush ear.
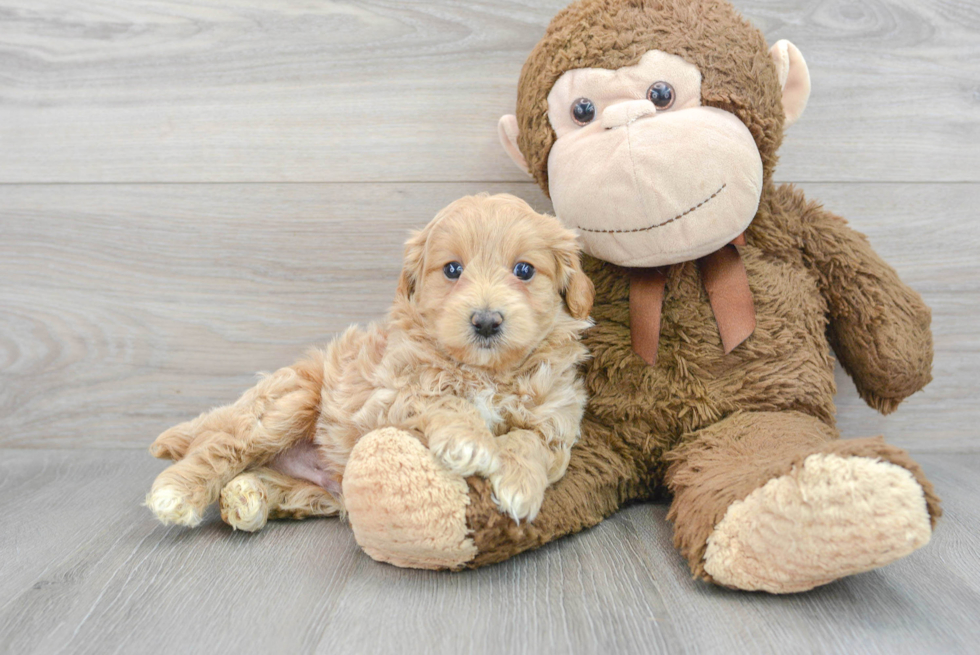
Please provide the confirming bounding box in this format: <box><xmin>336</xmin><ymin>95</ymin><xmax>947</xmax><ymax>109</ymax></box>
<box><xmin>498</xmin><ymin>115</ymin><xmax>531</xmax><ymax>175</ymax></box>
<box><xmin>770</xmin><ymin>40</ymin><xmax>811</xmax><ymax>127</ymax></box>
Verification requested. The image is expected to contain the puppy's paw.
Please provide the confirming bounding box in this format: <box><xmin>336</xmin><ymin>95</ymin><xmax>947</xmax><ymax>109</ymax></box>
<box><xmin>489</xmin><ymin>460</ymin><xmax>548</xmax><ymax>523</ymax></box>
<box><xmin>220</xmin><ymin>474</ymin><xmax>269</xmax><ymax>532</ymax></box>
<box><xmin>145</xmin><ymin>485</ymin><xmax>204</xmax><ymax>527</ymax></box>
<box><xmin>429</xmin><ymin>433</ymin><xmax>496</xmax><ymax>478</ymax></box>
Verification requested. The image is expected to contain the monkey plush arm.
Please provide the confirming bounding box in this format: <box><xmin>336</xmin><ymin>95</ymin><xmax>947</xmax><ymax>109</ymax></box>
<box><xmin>797</xmin><ymin>195</ymin><xmax>933</xmax><ymax>414</ymax></box>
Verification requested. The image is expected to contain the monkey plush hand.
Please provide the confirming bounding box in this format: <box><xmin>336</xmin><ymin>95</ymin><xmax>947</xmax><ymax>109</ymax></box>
<box><xmin>339</xmin><ymin>0</ymin><xmax>940</xmax><ymax>593</ymax></box>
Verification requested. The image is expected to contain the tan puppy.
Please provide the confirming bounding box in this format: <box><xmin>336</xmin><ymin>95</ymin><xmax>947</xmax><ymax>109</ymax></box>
<box><xmin>146</xmin><ymin>194</ymin><xmax>594</xmax><ymax>531</ymax></box>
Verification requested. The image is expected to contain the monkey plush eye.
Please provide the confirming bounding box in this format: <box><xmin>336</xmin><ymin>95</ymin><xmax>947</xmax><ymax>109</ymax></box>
<box><xmin>570</xmin><ymin>98</ymin><xmax>597</xmax><ymax>125</ymax></box>
<box><xmin>444</xmin><ymin>262</ymin><xmax>463</xmax><ymax>280</ymax></box>
<box><xmin>647</xmin><ymin>81</ymin><xmax>675</xmax><ymax>110</ymax></box>
<box><xmin>513</xmin><ymin>262</ymin><xmax>535</xmax><ymax>281</ymax></box>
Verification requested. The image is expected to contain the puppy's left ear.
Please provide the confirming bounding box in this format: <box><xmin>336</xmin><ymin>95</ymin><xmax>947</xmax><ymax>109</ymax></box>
<box><xmin>554</xmin><ymin>233</ymin><xmax>594</xmax><ymax>320</ymax></box>
<box><xmin>397</xmin><ymin>228</ymin><xmax>426</xmax><ymax>301</ymax></box>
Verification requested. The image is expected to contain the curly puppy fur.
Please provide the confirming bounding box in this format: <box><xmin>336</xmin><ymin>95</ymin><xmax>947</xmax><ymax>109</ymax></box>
<box><xmin>147</xmin><ymin>194</ymin><xmax>594</xmax><ymax>528</ymax></box>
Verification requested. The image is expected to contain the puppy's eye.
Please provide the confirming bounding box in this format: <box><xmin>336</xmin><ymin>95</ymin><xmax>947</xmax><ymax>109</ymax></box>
<box><xmin>570</xmin><ymin>98</ymin><xmax>596</xmax><ymax>126</ymax></box>
<box><xmin>443</xmin><ymin>261</ymin><xmax>463</xmax><ymax>280</ymax></box>
<box><xmin>647</xmin><ymin>82</ymin><xmax>675</xmax><ymax>110</ymax></box>
<box><xmin>513</xmin><ymin>262</ymin><xmax>535</xmax><ymax>281</ymax></box>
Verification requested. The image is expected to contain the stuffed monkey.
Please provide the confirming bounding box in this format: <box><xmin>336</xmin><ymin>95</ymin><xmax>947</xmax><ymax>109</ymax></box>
<box><xmin>316</xmin><ymin>0</ymin><xmax>941</xmax><ymax>593</ymax></box>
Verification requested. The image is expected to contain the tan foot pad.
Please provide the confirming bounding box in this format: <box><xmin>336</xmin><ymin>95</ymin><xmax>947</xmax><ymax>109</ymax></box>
<box><xmin>343</xmin><ymin>427</ymin><xmax>477</xmax><ymax>570</ymax></box>
<box><xmin>145</xmin><ymin>486</ymin><xmax>203</xmax><ymax>528</ymax></box>
<box><xmin>220</xmin><ymin>474</ymin><xmax>269</xmax><ymax>532</ymax></box>
<box><xmin>703</xmin><ymin>454</ymin><xmax>932</xmax><ymax>593</ymax></box>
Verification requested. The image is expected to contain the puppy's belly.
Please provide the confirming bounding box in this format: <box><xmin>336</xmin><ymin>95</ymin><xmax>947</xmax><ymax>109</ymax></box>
<box><xmin>268</xmin><ymin>439</ymin><xmax>341</xmax><ymax>496</ymax></box>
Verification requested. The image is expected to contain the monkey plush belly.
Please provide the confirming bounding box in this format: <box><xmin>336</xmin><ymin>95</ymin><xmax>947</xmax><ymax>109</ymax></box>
<box><xmin>583</xmin><ymin>250</ymin><xmax>837</xmax><ymax>461</ymax></box>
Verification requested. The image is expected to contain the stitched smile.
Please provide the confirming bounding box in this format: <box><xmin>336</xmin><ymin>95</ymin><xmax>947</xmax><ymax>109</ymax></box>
<box><xmin>576</xmin><ymin>184</ymin><xmax>727</xmax><ymax>234</ymax></box>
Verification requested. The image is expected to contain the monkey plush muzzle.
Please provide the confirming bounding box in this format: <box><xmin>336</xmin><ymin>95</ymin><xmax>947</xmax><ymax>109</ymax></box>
<box><xmin>547</xmin><ymin>106</ymin><xmax>763</xmax><ymax>269</ymax></box>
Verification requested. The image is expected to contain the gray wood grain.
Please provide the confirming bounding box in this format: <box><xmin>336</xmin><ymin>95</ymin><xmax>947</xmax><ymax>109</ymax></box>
<box><xmin>1</xmin><ymin>182</ymin><xmax>976</xmax><ymax>451</ymax></box>
<box><xmin>0</xmin><ymin>0</ymin><xmax>977</xmax><ymax>184</ymax></box>
<box><xmin>0</xmin><ymin>449</ymin><xmax>977</xmax><ymax>655</ymax></box>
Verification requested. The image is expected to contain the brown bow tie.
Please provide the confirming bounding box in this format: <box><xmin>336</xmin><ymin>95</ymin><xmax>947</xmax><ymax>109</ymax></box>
<box><xmin>629</xmin><ymin>235</ymin><xmax>756</xmax><ymax>366</ymax></box>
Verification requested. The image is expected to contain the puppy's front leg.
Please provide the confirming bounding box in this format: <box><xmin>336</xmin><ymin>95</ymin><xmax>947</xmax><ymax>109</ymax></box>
<box><xmin>418</xmin><ymin>397</ymin><xmax>498</xmax><ymax>478</ymax></box>
<box><xmin>489</xmin><ymin>430</ymin><xmax>552</xmax><ymax>522</ymax></box>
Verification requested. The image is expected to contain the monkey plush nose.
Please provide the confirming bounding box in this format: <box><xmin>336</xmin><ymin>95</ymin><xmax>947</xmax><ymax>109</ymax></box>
<box><xmin>601</xmin><ymin>100</ymin><xmax>657</xmax><ymax>129</ymax></box>
<box><xmin>471</xmin><ymin>310</ymin><xmax>504</xmax><ymax>338</ymax></box>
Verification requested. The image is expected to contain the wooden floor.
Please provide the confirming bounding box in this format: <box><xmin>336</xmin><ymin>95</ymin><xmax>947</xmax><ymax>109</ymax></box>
<box><xmin>1</xmin><ymin>1</ymin><xmax>978</xmax><ymax>653</ymax></box>
<box><xmin>0</xmin><ymin>450</ymin><xmax>978</xmax><ymax>655</ymax></box>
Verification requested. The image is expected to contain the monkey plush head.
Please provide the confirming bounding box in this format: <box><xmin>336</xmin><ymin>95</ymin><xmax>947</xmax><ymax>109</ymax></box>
<box><xmin>498</xmin><ymin>0</ymin><xmax>811</xmax><ymax>268</ymax></box>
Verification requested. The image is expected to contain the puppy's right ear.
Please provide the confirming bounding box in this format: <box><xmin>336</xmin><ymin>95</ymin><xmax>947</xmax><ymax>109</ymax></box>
<box><xmin>396</xmin><ymin>229</ymin><xmax>426</xmax><ymax>301</ymax></box>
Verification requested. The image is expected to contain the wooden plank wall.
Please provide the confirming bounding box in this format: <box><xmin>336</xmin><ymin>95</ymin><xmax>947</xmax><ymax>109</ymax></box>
<box><xmin>1</xmin><ymin>0</ymin><xmax>978</xmax><ymax>451</ymax></box>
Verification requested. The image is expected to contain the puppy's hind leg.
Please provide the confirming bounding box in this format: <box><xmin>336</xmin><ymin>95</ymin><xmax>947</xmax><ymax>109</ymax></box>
<box><xmin>221</xmin><ymin>468</ymin><xmax>343</xmax><ymax>532</ymax></box>
<box><xmin>220</xmin><ymin>471</ymin><xmax>270</xmax><ymax>532</ymax></box>
<box><xmin>149</xmin><ymin>418</ymin><xmax>199</xmax><ymax>461</ymax></box>
<box><xmin>147</xmin><ymin>353</ymin><xmax>326</xmax><ymax>527</ymax></box>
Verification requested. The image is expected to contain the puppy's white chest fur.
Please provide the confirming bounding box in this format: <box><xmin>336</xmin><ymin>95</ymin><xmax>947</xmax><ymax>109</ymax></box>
<box><xmin>468</xmin><ymin>385</ymin><xmax>508</xmax><ymax>435</ymax></box>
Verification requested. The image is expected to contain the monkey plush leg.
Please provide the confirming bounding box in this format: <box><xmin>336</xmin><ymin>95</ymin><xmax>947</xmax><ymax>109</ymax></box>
<box><xmin>220</xmin><ymin>468</ymin><xmax>342</xmax><ymax>532</ymax></box>
<box><xmin>343</xmin><ymin>418</ymin><xmax>647</xmax><ymax>570</ymax></box>
<box><xmin>146</xmin><ymin>355</ymin><xmax>324</xmax><ymax>527</ymax></box>
<box><xmin>665</xmin><ymin>411</ymin><xmax>941</xmax><ymax>594</ymax></box>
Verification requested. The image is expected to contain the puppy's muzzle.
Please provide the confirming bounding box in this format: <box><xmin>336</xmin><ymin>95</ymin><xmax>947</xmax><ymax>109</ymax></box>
<box><xmin>471</xmin><ymin>310</ymin><xmax>504</xmax><ymax>339</ymax></box>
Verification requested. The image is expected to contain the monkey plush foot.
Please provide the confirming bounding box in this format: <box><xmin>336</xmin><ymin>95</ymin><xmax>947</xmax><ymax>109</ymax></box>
<box><xmin>667</xmin><ymin>413</ymin><xmax>941</xmax><ymax>593</ymax></box>
<box><xmin>220</xmin><ymin>473</ymin><xmax>270</xmax><ymax>532</ymax></box>
<box><xmin>343</xmin><ymin>427</ymin><xmax>478</xmax><ymax>569</ymax></box>
<box><xmin>702</xmin><ymin>453</ymin><xmax>932</xmax><ymax>593</ymax></box>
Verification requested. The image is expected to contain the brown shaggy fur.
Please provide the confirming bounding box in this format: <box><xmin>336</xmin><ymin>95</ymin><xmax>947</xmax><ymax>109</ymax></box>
<box><xmin>453</xmin><ymin>0</ymin><xmax>939</xmax><ymax>581</ymax></box>
<box><xmin>146</xmin><ymin>194</ymin><xmax>595</xmax><ymax>529</ymax></box>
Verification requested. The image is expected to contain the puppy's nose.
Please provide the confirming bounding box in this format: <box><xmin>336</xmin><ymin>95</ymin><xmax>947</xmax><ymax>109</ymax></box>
<box><xmin>471</xmin><ymin>310</ymin><xmax>504</xmax><ymax>338</ymax></box>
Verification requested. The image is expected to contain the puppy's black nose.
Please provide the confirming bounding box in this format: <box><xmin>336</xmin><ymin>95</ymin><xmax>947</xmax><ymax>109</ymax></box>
<box><xmin>471</xmin><ymin>310</ymin><xmax>504</xmax><ymax>338</ymax></box>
